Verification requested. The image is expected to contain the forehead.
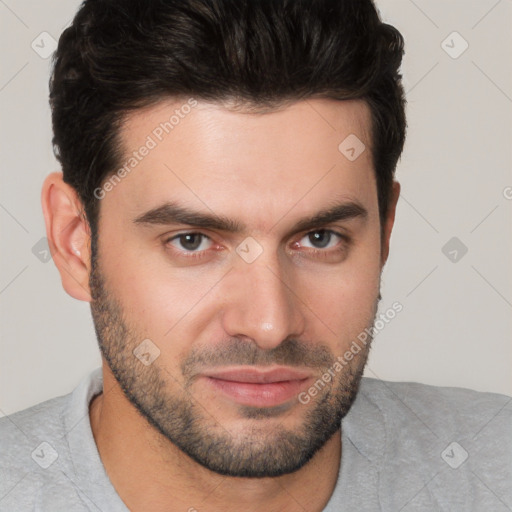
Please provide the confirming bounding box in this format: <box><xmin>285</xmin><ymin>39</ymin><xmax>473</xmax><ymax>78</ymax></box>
<box><xmin>105</xmin><ymin>97</ymin><xmax>377</xmax><ymax>230</ymax></box>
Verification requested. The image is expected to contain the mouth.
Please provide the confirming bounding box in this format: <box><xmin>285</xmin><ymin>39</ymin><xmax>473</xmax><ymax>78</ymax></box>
<box><xmin>201</xmin><ymin>366</ymin><xmax>313</xmax><ymax>408</ymax></box>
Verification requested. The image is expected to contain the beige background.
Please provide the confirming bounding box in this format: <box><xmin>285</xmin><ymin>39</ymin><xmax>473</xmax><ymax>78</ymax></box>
<box><xmin>1</xmin><ymin>0</ymin><xmax>511</xmax><ymax>416</ymax></box>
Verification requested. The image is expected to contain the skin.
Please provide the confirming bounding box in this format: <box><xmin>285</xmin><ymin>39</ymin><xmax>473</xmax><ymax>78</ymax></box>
<box><xmin>41</xmin><ymin>97</ymin><xmax>400</xmax><ymax>512</ymax></box>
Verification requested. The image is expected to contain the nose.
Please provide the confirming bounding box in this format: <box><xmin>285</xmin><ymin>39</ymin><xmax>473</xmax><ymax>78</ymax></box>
<box><xmin>221</xmin><ymin>252</ymin><xmax>306</xmax><ymax>351</ymax></box>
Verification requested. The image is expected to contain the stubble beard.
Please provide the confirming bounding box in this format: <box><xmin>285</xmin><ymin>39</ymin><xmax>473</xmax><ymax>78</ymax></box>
<box><xmin>89</xmin><ymin>249</ymin><xmax>379</xmax><ymax>478</ymax></box>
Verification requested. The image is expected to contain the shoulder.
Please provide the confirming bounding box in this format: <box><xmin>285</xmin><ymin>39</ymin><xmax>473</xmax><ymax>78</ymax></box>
<box><xmin>0</xmin><ymin>393</ymin><xmax>70</xmax><ymax>469</ymax></box>
<box><xmin>348</xmin><ymin>377</ymin><xmax>512</xmax><ymax>510</ymax></box>
<box><xmin>0</xmin><ymin>371</ymin><xmax>103</xmax><ymax>511</ymax></box>
<box><xmin>0</xmin><ymin>394</ymin><xmax>76</xmax><ymax>504</ymax></box>
<box><xmin>0</xmin><ymin>369</ymin><xmax>102</xmax><ymax>467</ymax></box>
<box><xmin>357</xmin><ymin>376</ymin><xmax>512</xmax><ymax>437</ymax></box>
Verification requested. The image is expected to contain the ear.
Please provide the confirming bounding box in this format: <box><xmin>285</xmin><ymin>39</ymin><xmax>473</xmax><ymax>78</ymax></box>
<box><xmin>380</xmin><ymin>180</ymin><xmax>400</xmax><ymax>268</ymax></box>
<box><xmin>41</xmin><ymin>172</ymin><xmax>93</xmax><ymax>302</ymax></box>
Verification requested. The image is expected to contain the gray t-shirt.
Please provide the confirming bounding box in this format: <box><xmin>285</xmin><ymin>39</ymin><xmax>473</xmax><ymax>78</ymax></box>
<box><xmin>1</xmin><ymin>368</ymin><xmax>511</xmax><ymax>511</ymax></box>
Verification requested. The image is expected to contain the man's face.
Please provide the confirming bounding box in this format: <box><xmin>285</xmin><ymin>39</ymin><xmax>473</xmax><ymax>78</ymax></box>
<box><xmin>89</xmin><ymin>98</ymin><xmax>384</xmax><ymax>477</ymax></box>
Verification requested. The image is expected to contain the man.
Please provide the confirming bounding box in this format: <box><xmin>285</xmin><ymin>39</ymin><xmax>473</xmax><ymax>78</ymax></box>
<box><xmin>1</xmin><ymin>0</ymin><xmax>510</xmax><ymax>510</ymax></box>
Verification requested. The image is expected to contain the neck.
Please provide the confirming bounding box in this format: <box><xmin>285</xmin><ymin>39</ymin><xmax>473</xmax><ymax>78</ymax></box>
<box><xmin>89</xmin><ymin>366</ymin><xmax>342</xmax><ymax>512</ymax></box>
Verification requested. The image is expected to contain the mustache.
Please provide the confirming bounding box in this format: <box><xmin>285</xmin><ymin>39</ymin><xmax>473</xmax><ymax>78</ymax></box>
<box><xmin>180</xmin><ymin>337</ymin><xmax>335</xmax><ymax>380</ymax></box>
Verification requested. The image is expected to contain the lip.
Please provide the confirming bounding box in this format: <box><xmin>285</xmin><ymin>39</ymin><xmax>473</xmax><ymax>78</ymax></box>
<box><xmin>201</xmin><ymin>366</ymin><xmax>313</xmax><ymax>408</ymax></box>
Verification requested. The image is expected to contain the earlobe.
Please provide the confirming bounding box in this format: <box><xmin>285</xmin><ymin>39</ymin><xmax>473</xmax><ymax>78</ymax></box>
<box><xmin>41</xmin><ymin>172</ymin><xmax>93</xmax><ymax>302</ymax></box>
<box><xmin>380</xmin><ymin>180</ymin><xmax>401</xmax><ymax>267</ymax></box>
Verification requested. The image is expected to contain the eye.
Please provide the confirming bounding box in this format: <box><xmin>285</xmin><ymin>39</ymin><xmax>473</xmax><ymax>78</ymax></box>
<box><xmin>166</xmin><ymin>233</ymin><xmax>213</xmax><ymax>253</ymax></box>
<box><xmin>163</xmin><ymin>229</ymin><xmax>349</xmax><ymax>262</ymax></box>
<box><xmin>298</xmin><ymin>229</ymin><xmax>345</xmax><ymax>250</ymax></box>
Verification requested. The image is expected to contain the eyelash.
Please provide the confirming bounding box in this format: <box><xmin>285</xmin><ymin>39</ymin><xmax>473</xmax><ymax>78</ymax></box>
<box><xmin>163</xmin><ymin>230</ymin><xmax>350</xmax><ymax>260</ymax></box>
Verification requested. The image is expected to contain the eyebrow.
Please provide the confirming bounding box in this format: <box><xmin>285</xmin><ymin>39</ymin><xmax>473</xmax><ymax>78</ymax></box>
<box><xmin>132</xmin><ymin>199</ymin><xmax>368</xmax><ymax>234</ymax></box>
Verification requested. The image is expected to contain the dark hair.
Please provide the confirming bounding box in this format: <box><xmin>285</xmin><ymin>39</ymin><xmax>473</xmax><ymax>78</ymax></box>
<box><xmin>50</xmin><ymin>0</ymin><xmax>406</xmax><ymax>243</ymax></box>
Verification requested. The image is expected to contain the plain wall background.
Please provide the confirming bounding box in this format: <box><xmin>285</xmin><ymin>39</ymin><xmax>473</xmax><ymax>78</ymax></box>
<box><xmin>1</xmin><ymin>0</ymin><xmax>511</xmax><ymax>416</ymax></box>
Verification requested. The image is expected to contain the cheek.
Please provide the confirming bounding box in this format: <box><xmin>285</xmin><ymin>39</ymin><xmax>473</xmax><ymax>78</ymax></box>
<box><xmin>102</xmin><ymin>242</ymin><xmax>224</xmax><ymax>343</ymax></box>
<box><xmin>296</xmin><ymin>241</ymin><xmax>381</xmax><ymax>345</ymax></box>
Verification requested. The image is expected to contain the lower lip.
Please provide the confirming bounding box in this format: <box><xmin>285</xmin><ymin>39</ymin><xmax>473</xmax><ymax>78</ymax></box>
<box><xmin>204</xmin><ymin>377</ymin><xmax>311</xmax><ymax>408</ymax></box>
